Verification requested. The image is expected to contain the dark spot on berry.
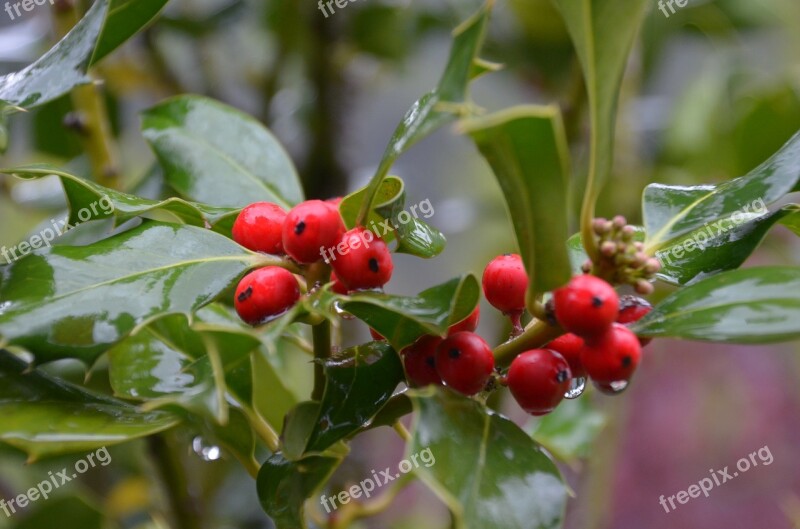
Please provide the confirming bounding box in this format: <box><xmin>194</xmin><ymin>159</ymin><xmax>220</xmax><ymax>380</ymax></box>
<box><xmin>591</xmin><ymin>296</ymin><xmax>603</xmax><ymax>308</ymax></box>
<box><xmin>294</xmin><ymin>221</ymin><xmax>306</xmax><ymax>235</ymax></box>
<box><xmin>555</xmin><ymin>370</ymin><xmax>569</xmax><ymax>383</ymax></box>
<box><xmin>368</xmin><ymin>258</ymin><xmax>379</xmax><ymax>273</ymax></box>
<box><xmin>425</xmin><ymin>357</ymin><xmax>435</xmax><ymax>368</ymax></box>
<box><xmin>503</xmin><ymin>253</ymin><xmax>512</xmax><ymax>256</ymax></box>
<box><xmin>448</xmin><ymin>348</ymin><xmax>461</xmax><ymax>359</ymax></box>
<box><xmin>237</xmin><ymin>286</ymin><xmax>253</xmax><ymax>303</ymax></box>
<box><xmin>621</xmin><ymin>355</ymin><xmax>632</xmax><ymax>367</ymax></box>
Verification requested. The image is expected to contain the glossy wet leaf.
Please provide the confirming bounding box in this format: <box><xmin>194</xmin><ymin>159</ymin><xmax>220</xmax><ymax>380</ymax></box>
<box><xmin>530</xmin><ymin>396</ymin><xmax>606</xmax><ymax>463</ymax></box>
<box><xmin>549</xmin><ymin>0</ymin><xmax>649</xmax><ymax>196</ymax></box>
<box><xmin>0</xmin><ymin>221</ymin><xmax>261</xmax><ymax>365</ymax></box>
<box><xmin>463</xmin><ymin>105</ymin><xmax>571</xmax><ymax>297</ymax></box>
<box><xmin>142</xmin><ymin>95</ymin><xmax>303</xmax><ymax>209</ymax></box>
<box><xmin>2</xmin><ymin>165</ymin><xmax>240</xmax><ymax>235</ymax></box>
<box><xmin>341</xmin><ymin>274</ymin><xmax>480</xmax><ymax>352</ymax></box>
<box><xmin>653</xmin><ymin>205</ymin><xmax>800</xmax><ymax>285</ymax></box>
<box><xmin>644</xmin><ymin>130</ymin><xmax>800</xmax><ymax>251</ymax></box>
<box><xmin>632</xmin><ymin>266</ymin><xmax>800</xmax><ymax>343</ymax></box>
<box><xmin>282</xmin><ymin>401</ymin><xmax>323</xmax><ymax>461</ymax></box>
<box><xmin>0</xmin><ymin>350</ymin><xmax>179</xmax><ymax>460</ymax></box>
<box><xmin>91</xmin><ymin>0</ymin><xmax>170</xmax><ymax>65</ymax></box>
<box><xmin>355</xmin><ymin>2</ymin><xmax>492</xmax><ymax>222</ymax></box>
<box><xmin>409</xmin><ymin>389</ymin><xmax>567</xmax><ymax>529</ymax></box>
<box><xmin>257</xmin><ymin>453</ymin><xmax>343</xmax><ymax>529</ymax></box>
<box><xmin>306</xmin><ymin>342</ymin><xmax>404</xmax><ymax>452</ymax></box>
<box><xmin>0</xmin><ymin>0</ymin><xmax>108</xmax><ymax>111</ymax></box>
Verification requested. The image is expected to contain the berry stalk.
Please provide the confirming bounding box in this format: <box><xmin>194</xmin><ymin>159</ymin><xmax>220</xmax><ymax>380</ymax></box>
<box><xmin>492</xmin><ymin>318</ymin><xmax>564</xmax><ymax>366</ymax></box>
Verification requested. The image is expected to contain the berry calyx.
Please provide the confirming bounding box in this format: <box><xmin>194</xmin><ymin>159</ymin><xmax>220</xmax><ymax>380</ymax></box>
<box><xmin>507</xmin><ymin>349</ymin><xmax>572</xmax><ymax>416</ymax></box>
<box><xmin>482</xmin><ymin>254</ymin><xmax>528</xmax><ymax>315</ymax></box>
<box><xmin>579</xmin><ymin>323</ymin><xmax>642</xmax><ymax>385</ymax></box>
<box><xmin>448</xmin><ymin>306</ymin><xmax>480</xmax><ymax>335</ymax></box>
<box><xmin>545</xmin><ymin>333</ymin><xmax>585</xmax><ymax>378</ymax></box>
<box><xmin>403</xmin><ymin>335</ymin><xmax>443</xmax><ymax>387</ymax></box>
<box><xmin>553</xmin><ymin>275</ymin><xmax>619</xmax><ymax>338</ymax></box>
<box><xmin>282</xmin><ymin>200</ymin><xmax>345</xmax><ymax>264</ymax></box>
<box><xmin>435</xmin><ymin>332</ymin><xmax>494</xmax><ymax>395</ymax></box>
<box><xmin>330</xmin><ymin>227</ymin><xmax>393</xmax><ymax>290</ymax></box>
<box><xmin>232</xmin><ymin>202</ymin><xmax>287</xmax><ymax>255</ymax></box>
<box><xmin>235</xmin><ymin>267</ymin><xmax>300</xmax><ymax>325</ymax></box>
<box><xmin>617</xmin><ymin>295</ymin><xmax>653</xmax><ymax>346</ymax></box>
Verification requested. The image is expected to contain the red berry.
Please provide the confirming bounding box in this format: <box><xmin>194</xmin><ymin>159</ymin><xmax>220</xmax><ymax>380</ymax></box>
<box><xmin>232</xmin><ymin>202</ymin><xmax>287</xmax><ymax>254</ymax></box>
<box><xmin>329</xmin><ymin>271</ymin><xmax>349</xmax><ymax>295</ymax></box>
<box><xmin>235</xmin><ymin>267</ymin><xmax>299</xmax><ymax>325</ymax></box>
<box><xmin>448</xmin><ymin>306</ymin><xmax>480</xmax><ymax>335</ymax></box>
<box><xmin>326</xmin><ymin>197</ymin><xmax>343</xmax><ymax>207</ymax></box>
<box><xmin>403</xmin><ymin>335</ymin><xmax>443</xmax><ymax>387</ymax></box>
<box><xmin>553</xmin><ymin>275</ymin><xmax>619</xmax><ymax>338</ymax></box>
<box><xmin>435</xmin><ymin>332</ymin><xmax>494</xmax><ymax>395</ymax></box>
<box><xmin>330</xmin><ymin>227</ymin><xmax>393</xmax><ymax>290</ymax></box>
<box><xmin>545</xmin><ymin>333</ymin><xmax>585</xmax><ymax>378</ymax></box>
<box><xmin>282</xmin><ymin>200</ymin><xmax>345</xmax><ymax>264</ymax></box>
<box><xmin>617</xmin><ymin>295</ymin><xmax>653</xmax><ymax>346</ymax></box>
<box><xmin>580</xmin><ymin>323</ymin><xmax>642</xmax><ymax>384</ymax></box>
<box><xmin>482</xmin><ymin>254</ymin><xmax>528</xmax><ymax>314</ymax></box>
<box><xmin>507</xmin><ymin>349</ymin><xmax>571</xmax><ymax>416</ymax></box>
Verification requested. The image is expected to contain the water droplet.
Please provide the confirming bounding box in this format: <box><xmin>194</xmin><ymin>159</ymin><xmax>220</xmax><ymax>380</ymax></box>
<box><xmin>192</xmin><ymin>436</ymin><xmax>221</xmax><ymax>461</ymax></box>
<box><xmin>564</xmin><ymin>377</ymin><xmax>586</xmax><ymax>399</ymax></box>
<box><xmin>0</xmin><ymin>301</ymin><xmax>11</xmax><ymax>315</ymax></box>
<box><xmin>594</xmin><ymin>379</ymin><xmax>629</xmax><ymax>395</ymax></box>
<box><xmin>332</xmin><ymin>301</ymin><xmax>354</xmax><ymax>319</ymax></box>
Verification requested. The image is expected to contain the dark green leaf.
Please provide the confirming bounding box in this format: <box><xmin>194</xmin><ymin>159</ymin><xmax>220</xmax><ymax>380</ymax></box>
<box><xmin>0</xmin><ymin>221</ymin><xmax>261</xmax><ymax>364</ymax></box>
<box><xmin>530</xmin><ymin>396</ymin><xmax>605</xmax><ymax>463</ymax></box>
<box><xmin>141</xmin><ymin>96</ymin><xmax>303</xmax><ymax>209</ymax></box>
<box><xmin>463</xmin><ymin>106</ymin><xmax>572</xmax><ymax>297</ymax></box>
<box><xmin>282</xmin><ymin>401</ymin><xmax>322</xmax><ymax>462</ymax></box>
<box><xmin>632</xmin><ymin>266</ymin><xmax>800</xmax><ymax>343</ymax></box>
<box><xmin>306</xmin><ymin>342</ymin><xmax>404</xmax><ymax>452</ymax></box>
<box><xmin>0</xmin><ymin>0</ymin><xmax>108</xmax><ymax>110</ymax></box>
<box><xmin>257</xmin><ymin>453</ymin><xmax>343</xmax><ymax>529</ymax></box>
<box><xmin>0</xmin><ymin>350</ymin><xmax>179</xmax><ymax>460</ymax></box>
<box><xmin>409</xmin><ymin>389</ymin><xmax>567</xmax><ymax>529</ymax></box>
<box><xmin>91</xmin><ymin>0</ymin><xmax>170</xmax><ymax>65</ymax></box>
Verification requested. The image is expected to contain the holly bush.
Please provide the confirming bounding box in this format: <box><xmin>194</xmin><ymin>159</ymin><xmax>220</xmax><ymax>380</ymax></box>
<box><xmin>1</xmin><ymin>0</ymin><xmax>799</xmax><ymax>528</ymax></box>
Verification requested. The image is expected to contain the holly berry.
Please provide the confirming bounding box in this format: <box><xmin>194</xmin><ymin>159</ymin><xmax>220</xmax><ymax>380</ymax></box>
<box><xmin>403</xmin><ymin>335</ymin><xmax>443</xmax><ymax>387</ymax></box>
<box><xmin>435</xmin><ymin>332</ymin><xmax>494</xmax><ymax>395</ymax></box>
<box><xmin>553</xmin><ymin>275</ymin><xmax>619</xmax><ymax>338</ymax></box>
<box><xmin>579</xmin><ymin>323</ymin><xmax>642</xmax><ymax>384</ymax></box>
<box><xmin>482</xmin><ymin>254</ymin><xmax>528</xmax><ymax>314</ymax></box>
<box><xmin>617</xmin><ymin>295</ymin><xmax>653</xmax><ymax>346</ymax></box>
<box><xmin>232</xmin><ymin>202</ymin><xmax>287</xmax><ymax>255</ymax></box>
<box><xmin>282</xmin><ymin>200</ymin><xmax>345</xmax><ymax>264</ymax></box>
<box><xmin>235</xmin><ymin>267</ymin><xmax>300</xmax><ymax>325</ymax></box>
<box><xmin>545</xmin><ymin>333</ymin><xmax>585</xmax><ymax>378</ymax></box>
<box><xmin>507</xmin><ymin>349</ymin><xmax>571</xmax><ymax>416</ymax></box>
<box><xmin>448</xmin><ymin>306</ymin><xmax>480</xmax><ymax>335</ymax></box>
<box><xmin>330</xmin><ymin>227</ymin><xmax>393</xmax><ymax>290</ymax></box>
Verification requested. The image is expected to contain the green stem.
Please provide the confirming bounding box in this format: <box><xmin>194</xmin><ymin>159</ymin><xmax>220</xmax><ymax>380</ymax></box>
<box><xmin>312</xmin><ymin>320</ymin><xmax>332</xmax><ymax>401</ymax></box>
<box><xmin>493</xmin><ymin>319</ymin><xmax>563</xmax><ymax>366</ymax></box>
<box><xmin>147</xmin><ymin>435</ymin><xmax>203</xmax><ymax>529</ymax></box>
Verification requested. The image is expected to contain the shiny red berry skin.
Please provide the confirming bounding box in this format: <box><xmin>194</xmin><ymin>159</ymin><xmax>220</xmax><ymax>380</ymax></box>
<box><xmin>435</xmin><ymin>332</ymin><xmax>494</xmax><ymax>395</ymax></box>
<box><xmin>553</xmin><ymin>275</ymin><xmax>619</xmax><ymax>338</ymax></box>
<box><xmin>545</xmin><ymin>333</ymin><xmax>586</xmax><ymax>378</ymax></box>
<box><xmin>482</xmin><ymin>254</ymin><xmax>529</xmax><ymax>314</ymax></box>
<box><xmin>330</xmin><ymin>227</ymin><xmax>393</xmax><ymax>290</ymax></box>
<box><xmin>403</xmin><ymin>335</ymin><xmax>443</xmax><ymax>387</ymax></box>
<box><xmin>232</xmin><ymin>202</ymin><xmax>287</xmax><ymax>255</ymax></box>
<box><xmin>448</xmin><ymin>306</ymin><xmax>480</xmax><ymax>335</ymax></box>
<box><xmin>282</xmin><ymin>200</ymin><xmax>345</xmax><ymax>264</ymax></box>
<box><xmin>235</xmin><ymin>267</ymin><xmax>299</xmax><ymax>325</ymax></box>
<box><xmin>329</xmin><ymin>271</ymin><xmax>349</xmax><ymax>295</ymax></box>
<box><xmin>617</xmin><ymin>295</ymin><xmax>653</xmax><ymax>346</ymax></box>
<box><xmin>507</xmin><ymin>349</ymin><xmax>572</xmax><ymax>416</ymax></box>
<box><xmin>580</xmin><ymin>323</ymin><xmax>642</xmax><ymax>384</ymax></box>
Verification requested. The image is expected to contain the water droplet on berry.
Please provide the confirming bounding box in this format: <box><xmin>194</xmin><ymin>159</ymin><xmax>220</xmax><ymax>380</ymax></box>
<box><xmin>609</xmin><ymin>380</ymin><xmax>628</xmax><ymax>392</ymax></box>
<box><xmin>564</xmin><ymin>377</ymin><xmax>586</xmax><ymax>399</ymax></box>
<box><xmin>192</xmin><ymin>436</ymin><xmax>221</xmax><ymax>461</ymax></box>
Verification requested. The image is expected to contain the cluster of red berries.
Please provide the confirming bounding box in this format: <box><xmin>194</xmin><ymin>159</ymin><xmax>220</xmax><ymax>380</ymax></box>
<box><xmin>390</xmin><ymin>253</ymin><xmax>654</xmax><ymax>417</ymax></box>
<box><xmin>232</xmin><ymin>200</ymin><xmax>394</xmax><ymax>325</ymax></box>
